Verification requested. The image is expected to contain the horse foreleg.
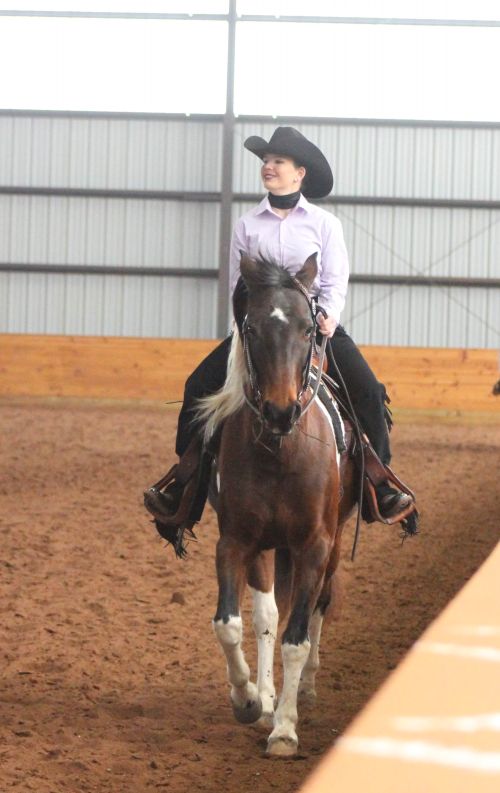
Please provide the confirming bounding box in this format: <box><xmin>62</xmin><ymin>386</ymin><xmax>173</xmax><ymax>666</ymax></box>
<box><xmin>248</xmin><ymin>551</ymin><xmax>278</xmax><ymax>727</ymax></box>
<box><xmin>251</xmin><ymin>587</ymin><xmax>278</xmax><ymax>725</ymax></box>
<box><xmin>298</xmin><ymin>607</ymin><xmax>323</xmax><ymax>703</ymax></box>
<box><xmin>267</xmin><ymin>539</ymin><xmax>329</xmax><ymax>757</ymax></box>
<box><xmin>299</xmin><ymin>546</ymin><xmax>342</xmax><ymax>702</ymax></box>
<box><xmin>213</xmin><ymin>537</ymin><xmax>262</xmax><ymax>725</ymax></box>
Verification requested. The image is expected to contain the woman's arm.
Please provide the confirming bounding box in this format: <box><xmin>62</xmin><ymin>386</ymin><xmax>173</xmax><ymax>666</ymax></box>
<box><xmin>318</xmin><ymin>214</ymin><xmax>349</xmax><ymax>333</ymax></box>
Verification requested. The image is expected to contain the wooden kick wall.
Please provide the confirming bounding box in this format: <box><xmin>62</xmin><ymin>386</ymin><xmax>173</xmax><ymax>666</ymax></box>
<box><xmin>299</xmin><ymin>540</ymin><xmax>500</xmax><ymax>793</ymax></box>
<box><xmin>0</xmin><ymin>334</ymin><xmax>499</xmax><ymax>413</ymax></box>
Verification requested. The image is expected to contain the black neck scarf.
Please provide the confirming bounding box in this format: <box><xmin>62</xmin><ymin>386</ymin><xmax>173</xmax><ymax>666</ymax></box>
<box><xmin>268</xmin><ymin>190</ymin><xmax>301</xmax><ymax>209</ymax></box>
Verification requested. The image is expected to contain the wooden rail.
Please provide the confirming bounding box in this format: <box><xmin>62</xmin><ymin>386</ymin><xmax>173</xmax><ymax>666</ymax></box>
<box><xmin>0</xmin><ymin>335</ymin><xmax>217</xmax><ymax>402</ymax></box>
<box><xmin>0</xmin><ymin>334</ymin><xmax>498</xmax><ymax>411</ymax></box>
<box><xmin>300</xmin><ymin>540</ymin><xmax>500</xmax><ymax>793</ymax></box>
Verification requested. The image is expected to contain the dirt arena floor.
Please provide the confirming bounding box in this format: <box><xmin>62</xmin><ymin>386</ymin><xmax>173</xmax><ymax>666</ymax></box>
<box><xmin>1</xmin><ymin>399</ymin><xmax>499</xmax><ymax>793</ymax></box>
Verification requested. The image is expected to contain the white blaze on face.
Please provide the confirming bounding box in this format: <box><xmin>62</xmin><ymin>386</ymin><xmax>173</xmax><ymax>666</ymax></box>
<box><xmin>270</xmin><ymin>306</ymin><xmax>288</xmax><ymax>324</ymax></box>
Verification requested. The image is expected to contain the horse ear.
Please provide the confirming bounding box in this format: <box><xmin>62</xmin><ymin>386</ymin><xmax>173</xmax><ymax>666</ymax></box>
<box><xmin>239</xmin><ymin>252</ymin><xmax>259</xmax><ymax>284</ymax></box>
<box><xmin>295</xmin><ymin>253</ymin><xmax>318</xmax><ymax>290</ymax></box>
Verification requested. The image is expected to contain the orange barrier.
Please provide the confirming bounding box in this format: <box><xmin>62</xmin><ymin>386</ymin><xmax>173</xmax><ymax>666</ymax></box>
<box><xmin>0</xmin><ymin>334</ymin><xmax>498</xmax><ymax>411</ymax></box>
<box><xmin>0</xmin><ymin>334</ymin><xmax>218</xmax><ymax>401</ymax></box>
<box><xmin>300</xmin><ymin>541</ymin><xmax>500</xmax><ymax>793</ymax></box>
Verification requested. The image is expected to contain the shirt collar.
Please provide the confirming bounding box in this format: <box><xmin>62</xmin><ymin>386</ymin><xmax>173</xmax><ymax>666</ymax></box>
<box><xmin>253</xmin><ymin>193</ymin><xmax>312</xmax><ymax>216</ymax></box>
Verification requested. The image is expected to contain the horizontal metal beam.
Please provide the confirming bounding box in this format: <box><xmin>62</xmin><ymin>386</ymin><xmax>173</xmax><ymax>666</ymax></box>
<box><xmin>0</xmin><ymin>263</ymin><xmax>217</xmax><ymax>278</ymax></box>
<box><xmin>1</xmin><ymin>11</ymin><xmax>499</xmax><ymax>27</ymax></box>
<box><xmin>2</xmin><ymin>109</ymin><xmax>500</xmax><ymax>130</ymax></box>
<box><xmin>234</xmin><ymin>114</ymin><xmax>500</xmax><ymax>130</ymax></box>
<box><xmin>330</xmin><ymin>195</ymin><xmax>500</xmax><ymax>210</ymax></box>
<box><xmin>235</xmin><ymin>193</ymin><xmax>500</xmax><ymax>211</ymax></box>
<box><xmin>0</xmin><ymin>186</ymin><xmax>222</xmax><ymax>202</ymax></box>
<box><xmin>349</xmin><ymin>274</ymin><xmax>500</xmax><ymax>288</ymax></box>
<box><xmin>1</xmin><ymin>263</ymin><xmax>499</xmax><ymax>289</ymax></box>
<box><xmin>0</xmin><ymin>11</ymin><xmax>228</xmax><ymax>21</ymax></box>
<box><xmin>0</xmin><ymin>108</ymin><xmax>224</xmax><ymax>122</ymax></box>
<box><xmin>238</xmin><ymin>15</ymin><xmax>500</xmax><ymax>27</ymax></box>
<box><xmin>2</xmin><ymin>186</ymin><xmax>500</xmax><ymax>210</ymax></box>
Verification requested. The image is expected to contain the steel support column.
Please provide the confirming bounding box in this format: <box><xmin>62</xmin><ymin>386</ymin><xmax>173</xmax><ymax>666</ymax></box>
<box><xmin>216</xmin><ymin>0</ymin><xmax>236</xmax><ymax>339</ymax></box>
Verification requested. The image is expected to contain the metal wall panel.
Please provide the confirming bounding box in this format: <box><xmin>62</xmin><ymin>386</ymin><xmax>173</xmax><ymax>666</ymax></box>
<box><xmin>0</xmin><ymin>115</ymin><xmax>224</xmax><ymax>339</ymax></box>
<box><xmin>0</xmin><ymin>272</ymin><xmax>218</xmax><ymax>338</ymax></box>
<box><xmin>1</xmin><ymin>113</ymin><xmax>499</xmax><ymax>345</ymax></box>
<box><xmin>0</xmin><ymin>188</ymin><xmax>220</xmax><ymax>338</ymax></box>
<box><xmin>0</xmin><ymin>195</ymin><xmax>219</xmax><ymax>269</ymax></box>
<box><xmin>0</xmin><ymin>116</ymin><xmax>223</xmax><ymax>191</ymax></box>
<box><xmin>234</xmin><ymin>121</ymin><xmax>500</xmax><ymax>200</ymax></box>
<box><xmin>331</xmin><ymin>205</ymin><xmax>500</xmax><ymax>279</ymax></box>
<box><xmin>343</xmin><ymin>284</ymin><xmax>498</xmax><ymax>348</ymax></box>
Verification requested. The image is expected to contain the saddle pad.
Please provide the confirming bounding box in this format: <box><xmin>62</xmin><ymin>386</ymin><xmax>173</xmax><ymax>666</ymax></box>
<box><xmin>309</xmin><ymin>372</ymin><xmax>346</xmax><ymax>453</ymax></box>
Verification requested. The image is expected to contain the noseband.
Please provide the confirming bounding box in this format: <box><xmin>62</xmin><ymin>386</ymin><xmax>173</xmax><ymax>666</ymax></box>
<box><xmin>240</xmin><ymin>277</ymin><xmax>329</xmax><ymax>432</ymax></box>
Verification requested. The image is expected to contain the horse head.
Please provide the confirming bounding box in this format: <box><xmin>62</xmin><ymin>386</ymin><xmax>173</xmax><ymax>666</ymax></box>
<box><xmin>238</xmin><ymin>253</ymin><xmax>318</xmax><ymax>436</ymax></box>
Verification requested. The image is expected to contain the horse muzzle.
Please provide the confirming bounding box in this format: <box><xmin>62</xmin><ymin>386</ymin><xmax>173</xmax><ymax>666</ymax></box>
<box><xmin>262</xmin><ymin>400</ymin><xmax>302</xmax><ymax>435</ymax></box>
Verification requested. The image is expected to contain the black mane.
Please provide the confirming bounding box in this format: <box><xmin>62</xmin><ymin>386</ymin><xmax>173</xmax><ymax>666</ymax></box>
<box><xmin>242</xmin><ymin>257</ymin><xmax>297</xmax><ymax>292</ymax></box>
<box><xmin>233</xmin><ymin>258</ymin><xmax>297</xmax><ymax>333</ymax></box>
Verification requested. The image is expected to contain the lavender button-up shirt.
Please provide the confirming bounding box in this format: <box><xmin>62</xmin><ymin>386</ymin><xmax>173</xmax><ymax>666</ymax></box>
<box><xmin>229</xmin><ymin>194</ymin><xmax>349</xmax><ymax>323</ymax></box>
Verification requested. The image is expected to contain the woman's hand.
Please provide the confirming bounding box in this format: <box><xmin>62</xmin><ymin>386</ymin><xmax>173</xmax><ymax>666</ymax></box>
<box><xmin>317</xmin><ymin>314</ymin><xmax>337</xmax><ymax>338</ymax></box>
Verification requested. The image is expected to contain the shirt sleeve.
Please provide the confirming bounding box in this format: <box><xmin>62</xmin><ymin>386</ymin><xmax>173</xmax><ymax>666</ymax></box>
<box><xmin>229</xmin><ymin>217</ymin><xmax>248</xmax><ymax>295</ymax></box>
<box><xmin>318</xmin><ymin>214</ymin><xmax>349</xmax><ymax>324</ymax></box>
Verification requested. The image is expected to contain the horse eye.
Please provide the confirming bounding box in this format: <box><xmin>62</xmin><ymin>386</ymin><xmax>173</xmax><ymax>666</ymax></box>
<box><xmin>305</xmin><ymin>325</ymin><xmax>314</xmax><ymax>338</ymax></box>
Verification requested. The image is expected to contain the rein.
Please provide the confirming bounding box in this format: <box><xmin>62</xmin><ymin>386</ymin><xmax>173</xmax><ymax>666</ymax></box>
<box><xmin>241</xmin><ymin>277</ymin><xmax>328</xmax><ymax>431</ymax></box>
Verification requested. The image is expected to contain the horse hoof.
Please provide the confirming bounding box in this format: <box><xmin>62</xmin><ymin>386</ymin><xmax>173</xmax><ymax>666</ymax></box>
<box><xmin>232</xmin><ymin>696</ymin><xmax>262</xmax><ymax>724</ymax></box>
<box><xmin>266</xmin><ymin>735</ymin><xmax>298</xmax><ymax>757</ymax></box>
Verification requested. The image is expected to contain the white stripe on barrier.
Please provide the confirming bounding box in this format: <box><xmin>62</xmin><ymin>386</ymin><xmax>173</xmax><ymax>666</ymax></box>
<box><xmin>453</xmin><ymin>625</ymin><xmax>500</xmax><ymax>637</ymax></box>
<box><xmin>339</xmin><ymin>736</ymin><xmax>500</xmax><ymax>774</ymax></box>
<box><xmin>393</xmin><ymin>712</ymin><xmax>500</xmax><ymax>733</ymax></box>
<box><xmin>415</xmin><ymin>641</ymin><xmax>500</xmax><ymax>662</ymax></box>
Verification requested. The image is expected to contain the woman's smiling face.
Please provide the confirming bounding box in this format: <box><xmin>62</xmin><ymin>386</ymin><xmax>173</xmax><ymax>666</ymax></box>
<box><xmin>261</xmin><ymin>154</ymin><xmax>306</xmax><ymax>195</ymax></box>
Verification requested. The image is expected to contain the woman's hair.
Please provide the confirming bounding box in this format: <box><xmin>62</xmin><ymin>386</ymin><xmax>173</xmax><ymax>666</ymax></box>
<box><xmin>300</xmin><ymin>171</ymin><xmax>310</xmax><ymax>194</ymax></box>
<box><xmin>291</xmin><ymin>157</ymin><xmax>308</xmax><ymax>193</ymax></box>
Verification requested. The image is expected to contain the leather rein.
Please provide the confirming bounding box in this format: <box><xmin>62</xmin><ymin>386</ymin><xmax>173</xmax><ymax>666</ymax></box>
<box><xmin>240</xmin><ymin>277</ymin><xmax>329</xmax><ymax>431</ymax></box>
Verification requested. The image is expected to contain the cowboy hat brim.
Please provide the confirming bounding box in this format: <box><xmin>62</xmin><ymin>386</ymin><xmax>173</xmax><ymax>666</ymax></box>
<box><xmin>244</xmin><ymin>126</ymin><xmax>333</xmax><ymax>199</ymax></box>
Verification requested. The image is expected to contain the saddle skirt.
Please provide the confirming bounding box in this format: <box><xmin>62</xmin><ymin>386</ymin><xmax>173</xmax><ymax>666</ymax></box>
<box><xmin>311</xmin><ymin>368</ymin><xmax>418</xmax><ymax>528</ymax></box>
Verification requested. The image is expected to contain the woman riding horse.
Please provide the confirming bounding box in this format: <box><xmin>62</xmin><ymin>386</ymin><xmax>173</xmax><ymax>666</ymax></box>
<box><xmin>150</xmin><ymin>126</ymin><xmax>414</xmax><ymax>526</ymax></box>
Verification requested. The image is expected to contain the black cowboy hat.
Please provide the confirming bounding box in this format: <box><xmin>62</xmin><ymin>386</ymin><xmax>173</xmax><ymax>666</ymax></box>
<box><xmin>244</xmin><ymin>126</ymin><xmax>334</xmax><ymax>199</ymax></box>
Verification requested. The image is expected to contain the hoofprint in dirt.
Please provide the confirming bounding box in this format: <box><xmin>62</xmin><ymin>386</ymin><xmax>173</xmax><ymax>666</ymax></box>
<box><xmin>0</xmin><ymin>399</ymin><xmax>498</xmax><ymax>793</ymax></box>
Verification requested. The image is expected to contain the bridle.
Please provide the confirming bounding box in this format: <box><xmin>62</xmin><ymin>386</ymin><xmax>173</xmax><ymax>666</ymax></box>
<box><xmin>240</xmin><ymin>277</ymin><xmax>329</xmax><ymax>432</ymax></box>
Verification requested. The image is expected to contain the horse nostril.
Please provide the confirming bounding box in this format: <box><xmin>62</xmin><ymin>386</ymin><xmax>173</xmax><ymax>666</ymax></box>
<box><xmin>291</xmin><ymin>400</ymin><xmax>302</xmax><ymax>422</ymax></box>
<box><xmin>262</xmin><ymin>400</ymin><xmax>275</xmax><ymax>422</ymax></box>
<box><xmin>262</xmin><ymin>400</ymin><xmax>301</xmax><ymax>433</ymax></box>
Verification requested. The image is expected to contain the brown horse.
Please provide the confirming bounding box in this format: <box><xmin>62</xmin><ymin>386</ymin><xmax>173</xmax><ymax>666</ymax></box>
<box><xmin>197</xmin><ymin>254</ymin><xmax>356</xmax><ymax>756</ymax></box>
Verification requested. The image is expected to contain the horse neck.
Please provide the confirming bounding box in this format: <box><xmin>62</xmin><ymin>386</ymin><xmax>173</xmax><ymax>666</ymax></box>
<box><xmin>221</xmin><ymin>401</ymin><xmax>334</xmax><ymax>469</ymax></box>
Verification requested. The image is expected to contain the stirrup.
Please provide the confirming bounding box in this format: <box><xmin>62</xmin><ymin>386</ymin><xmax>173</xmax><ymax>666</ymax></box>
<box><xmin>144</xmin><ymin>474</ymin><xmax>199</xmax><ymax>559</ymax></box>
<box><xmin>144</xmin><ymin>464</ymin><xmax>198</xmax><ymax>528</ymax></box>
<box><xmin>364</xmin><ymin>473</ymin><xmax>418</xmax><ymax>528</ymax></box>
<box><xmin>358</xmin><ymin>434</ymin><xmax>418</xmax><ymax>533</ymax></box>
<box><xmin>144</xmin><ymin>437</ymin><xmax>203</xmax><ymax>522</ymax></box>
<box><xmin>144</xmin><ymin>439</ymin><xmax>212</xmax><ymax>558</ymax></box>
